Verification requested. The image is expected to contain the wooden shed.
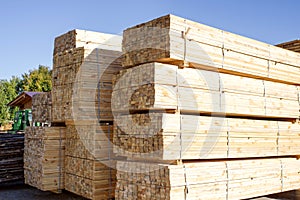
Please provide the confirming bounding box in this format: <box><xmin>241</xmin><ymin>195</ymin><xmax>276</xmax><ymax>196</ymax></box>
<box><xmin>7</xmin><ymin>91</ymin><xmax>41</xmax><ymax>110</ymax></box>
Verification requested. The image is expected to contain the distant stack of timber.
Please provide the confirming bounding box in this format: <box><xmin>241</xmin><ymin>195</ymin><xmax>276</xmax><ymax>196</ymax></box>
<box><xmin>32</xmin><ymin>92</ymin><xmax>52</xmax><ymax>125</ymax></box>
<box><xmin>277</xmin><ymin>39</ymin><xmax>300</xmax><ymax>53</ymax></box>
<box><xmin>0</xmin><ymin>133</ymin><xmax>24</xmax><ymax>183</ymax></box>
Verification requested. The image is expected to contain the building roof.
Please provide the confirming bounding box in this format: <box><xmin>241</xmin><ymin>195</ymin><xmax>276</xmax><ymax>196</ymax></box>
<box><xmin>7</xmin><ymin>91</ymin><xmax>42</xmax><ymax>107</ymax></box>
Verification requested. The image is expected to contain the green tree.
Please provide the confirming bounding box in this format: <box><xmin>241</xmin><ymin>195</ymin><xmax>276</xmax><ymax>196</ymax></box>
<box><xmin>21</xmin><ymin>65</ymin><xmax>52</xmax><ymax>92</ymax></box>
<box><xmin>0</xmin><ymin>77</ymin><xmax>21</xmax><ymax>125</ymax></box>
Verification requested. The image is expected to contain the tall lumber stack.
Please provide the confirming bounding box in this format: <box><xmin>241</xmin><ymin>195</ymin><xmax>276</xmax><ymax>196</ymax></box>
<box><xmin>0</xmin><ymin>133</ymin><xmax>24</xmax><ymax>183</ymax></box>
<box><xmin>52</xmin><ymin>29</ymin><xmax>122</xmax><ymax>199</ymax></box>
<box><xmin>24</xmin><ymin>126</ymin><xmax>65</xmax><ymax>192</ymax></box>
<box><xmin>113</xmin><ymin>14</ymin><xmax>300</xmax><ymax>199</ymax></box>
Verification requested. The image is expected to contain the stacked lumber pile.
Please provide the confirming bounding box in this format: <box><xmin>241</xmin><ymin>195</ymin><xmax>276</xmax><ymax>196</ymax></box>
<box><xmin>114</xmin><ymin>113</ymin><xmax>300</xmax><ymax>160</ymax></box>
<box><xmin>32</xmin><ymin>92</ymin><xmax>52</xmax><ymax>125</ymax></box>
<box><xmin>52</xmin><ymin>29</ymin><xmax>122</xmax><ymax>199</ymax></box>
<box><xmin>112</xmin><ymin>62</ymin><xmax>299</xmax><ymax>118</ymax></box>
<box><xmin>0</xmin><ymin>133</ymin><xmax>24</xmax><ymax>183</ymax></box>
<box><xmin>113</xmin><ymin>14</ymin><xmax>300</xmax><ymax>199</ymax></box>
<box><xmin>277</xmin><ymin>39</ymin><xmax>300</xmax><ymax>53</ymax></box>
<box><xmin>24</xmin><ymin>127</ymin><xmax>65</xmax><ymax>192</ymax></box>
<box><xmin>52</xmin><ymin>29</ymin><xmax>122</xmax><ymax>123</ymax></box>
<box><xmin>116</xmin><ymin>157</ymin><xmax>300</xmax><ymax>200</ymax></box>
<box><xmin>65</xmin><ymin>123</ymin><xmax>115</xmax><ymax>199</ymax></box>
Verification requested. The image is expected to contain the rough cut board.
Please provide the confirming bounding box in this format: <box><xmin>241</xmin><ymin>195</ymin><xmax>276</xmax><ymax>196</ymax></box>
<box><xmin>24</xmin><ymin>126</ymin><xmax>65</xmax><ymax>193</ymax></box>
<box><xmin>52</xmin><ymin>47</ymin><xmax>122</xmax><ymax>123</ymax></box>
<box><xmin>0</xmin><ymin>133</ymin><xmax>24</xmax><ymax>183</ymax></box>
<box><xmin>122</xmin><ymin>14</ymin><xmax>300</xmax><ymax>85</ymax></box>
<box><xmin>64</xmin><ymin>124</ymin><xmax>115</xmax><ymax>200</ymax></box>
<box><xmin>113</xmin><ymin>113</ymin><xmax>300</xmax><ymax>160</ymax></box>
<box><xmin>32</xmin><ymin>92</ymin><xmax>52</xmax><ymax>125</ymax></box>
<box><xmin>112</xmin><ymin>62</ymin><xmax>300</xmax><ymax>119</ymax></box>
<box><xmin>115</xmin><ymin>157</ymin><xmax>300</xmax><ymax>200</ymax></box>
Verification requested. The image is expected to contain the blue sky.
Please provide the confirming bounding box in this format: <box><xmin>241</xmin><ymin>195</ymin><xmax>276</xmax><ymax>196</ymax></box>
<box><xmin>1</xmin><ymin>0</ymin><xmax>300</xmax><ymax>80</ymax></box>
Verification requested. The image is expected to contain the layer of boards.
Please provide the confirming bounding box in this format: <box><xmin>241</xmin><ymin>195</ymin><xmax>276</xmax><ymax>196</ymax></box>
<box><xmin>64</xmin><ymin>124</ymin><xmax>115</xmax><ymax>200</ymax></box>
<box><xmin>24</xmin><ymin>127</ymin><xmax>65</xmax><ymax>193</ymax></box>
<box><xmin>277</xmin><ymin>40</ymin><xmax>300</xmax><ymax>53</ymax></box>
<box><xmin>112</xmin><ymin>62</ymin><xmax>300</xmax><ymax>119</ymax></box>
<box><xmin>52</xmin><ymin>30</ymin><xmax>122</xmax><ymax>123</ymax></box>
<box><xmin>0</xmin><ymin>133</ymin><xmax>24</xmax><ymax>183</ymax></box>
<box><xmin>114</xmin><ymin>113</ymin><xmax>300</xmax><ymax>160</ymax></box>
<box><xmin>116</xmin><ymin>157</ymin><xmax>300</xmax><ymax>200</ymax></box>
<box><xmin>32</xmin><ymin>92</ymin><xmax>52</xmax><ymax>124</ymax></box>
<box><xmin>122</xmin><ymin>14</ymin><xmax>300</xmax><ymax>85</ymax></box>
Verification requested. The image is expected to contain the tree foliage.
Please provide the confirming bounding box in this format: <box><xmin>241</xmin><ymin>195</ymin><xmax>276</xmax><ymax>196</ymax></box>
<box><xmin>21</xmin><ymin>65</ymin><xmax>52</xmax><ymax>92</ymax></box>
<box><xmin>0</xmin><ymin>65</ymin><xmax>52</xmax><ymax>125</ymax></box>
<box><xmin>0</xmin><ymin>77</ymin><xmax>21</xmax><ymax>125</ymax></box>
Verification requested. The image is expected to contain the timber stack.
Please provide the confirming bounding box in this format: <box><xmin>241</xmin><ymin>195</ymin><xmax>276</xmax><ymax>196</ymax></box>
<box><xmin>52</xmin><ymin>29</ymin><xmax>122</xmax><ymax>199</ymax></box>
<box><xmin>0</xmin><ymin>133</ymin><xmax>24</xmax><ymax>184</ymax></box>
<box><xmin>113</xmin><ymin>14</ymin><xmax>300</xmax><ymax>199</ymax></box>
<box><xmin>24</xmin><ymin>92</ymin><xmax>66</xmax><ymax>193</ymax></box>
<box><xmin>32</xmin><ymin>92</ymin><xmax>52</xmax><ymax>126</ymax></box>
<box><xmin>24</xmin><ymin>126</ymin><xmax>65</xmax><ymax>193</ymax></box>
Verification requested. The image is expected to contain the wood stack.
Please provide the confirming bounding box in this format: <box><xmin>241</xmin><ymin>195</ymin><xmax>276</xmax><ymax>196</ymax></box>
<box><xmin>114</xmin><ymin>113</ymin><xmax>300</xmax><ymax>160</ymax></box>
<box><xmin>32</xmin><ymin>92</ymin><xmax>52</xmax><ymax>125</ymax></box>
<box><xmin>277</xmin><ymin>40</ymin><xmax>300</xmax><ymax>53</ymax></box>
<box><xmin>122</xmin><ymin>15</ymin><xmax>300</xmax><ymax>85</ymax></box>
<box><xmin>113</xmin><ymin>14</ymin><xmax>300</xmax><ymax>199</ymax></box>
<box><xmin>112</xmin><ymin>62</ymin><xmax>299</xmax><ymax>118</ymax></box>
<box><xmin>52</xmin><ymin>29</ymin><xmax>122</xmax><ymax>199</ymax></box>
<box><xmin>64</xmin><ymin>123</ymin><xmax>115</xmax><ymax>199</ymax></box>
<box><xmin>116</xmin><ymin>157</ymin><xmax>300</xmax><ymax>200</ymax></box>
<box><xmin>0</xmin><ymin>133</ymin><xmax>24</xmax><ymax>183</ymax></box>
<box><xmin>52</xmin><ymin>29</ymin><xmax>122</xmax><ymax>123</ymax></box>
<box><xmin>24</xmin><ymin>126</ymin><xmax>65</xmax><ymax>193</ymax></box>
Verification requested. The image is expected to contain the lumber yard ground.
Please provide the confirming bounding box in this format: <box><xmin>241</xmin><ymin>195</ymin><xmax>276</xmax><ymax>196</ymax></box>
<box><xmin>0</xmin><ymin>181</ymin><xmax>291</xmax><ymax>200</ymax></box>
<box><xmin>0</xmin><ymin>182</ymin><xmax>86</xmax><ymax>200</ymax></box>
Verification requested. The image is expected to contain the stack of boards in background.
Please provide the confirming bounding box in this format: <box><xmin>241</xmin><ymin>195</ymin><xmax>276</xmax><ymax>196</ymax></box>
<box><xmin>32</xmin><ymin>92</ymin><xmax>52</xmax><ymax>126</ymax></box>
<box><xmin>0</xmin><ymin>134</ymin><xmax>24</xmax><ymax>183</ymax></box>
<box><xmin>277</xmin><ymin>39</ymin><xmax>300</xmax><ymax>53</ymax></box>
<box><xmin>52</xmin><ymin>29</ymin><xmax>122</xmax><ymax>199</ymax></box>
<box><xmin>24</xmin><ymin>92</ymin><xmax>66</xmax><ymax>193</ymax></box>
<box><xmin>113</xmin><ymin>14</ymin><xmax>300</xmax><ymax>199</ymax></box>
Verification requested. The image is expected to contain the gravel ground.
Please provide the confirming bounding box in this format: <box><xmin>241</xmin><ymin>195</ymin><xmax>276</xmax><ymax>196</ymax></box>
<box><xmin>0</xmin><ymin>182</ymin><xmax>87</xmax><ymax>200</ymax></box>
